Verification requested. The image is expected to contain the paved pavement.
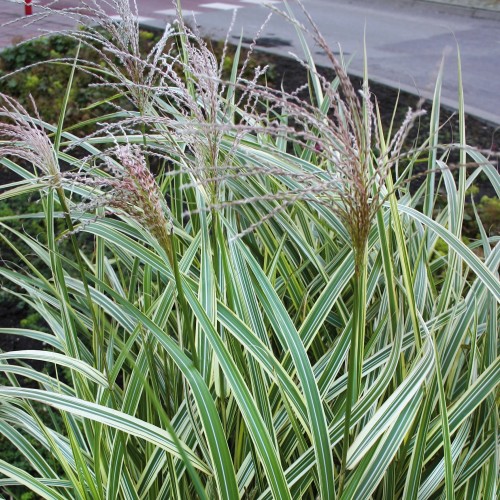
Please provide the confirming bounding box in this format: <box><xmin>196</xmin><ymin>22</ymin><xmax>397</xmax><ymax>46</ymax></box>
<box><xmin>1</xmin><ymin>0</ymin><xmax>499</xmax><ymax>124</ymax></box>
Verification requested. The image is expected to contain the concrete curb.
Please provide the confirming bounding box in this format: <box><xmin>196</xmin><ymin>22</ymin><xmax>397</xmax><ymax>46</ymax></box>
<box><xmin>422</xmin><ymin>0</ymin><xmax>500</xmax><ymax>11</ymax></box>
<box><xmin>414</xmin><ymin>0</ymin><xmax>500</xmax><ymax>20</ymax></box>
<box><xmin>343</xmin><ymin>0</ymin><xmax>500</xmax><ymax>20</ymax></box>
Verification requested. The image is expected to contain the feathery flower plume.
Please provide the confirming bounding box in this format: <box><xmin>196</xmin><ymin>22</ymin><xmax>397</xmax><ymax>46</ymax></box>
<box><xmin>0</xmin><ymin>94</ymin><xmax>60</xmax><ymax>182</ymax></box>
<box><xmin>70</xmin><ymin>144</ymin><xmax>173</xmax><ymax>251</ymax></box>
<box><xmin>42</xmin><ymin>0</ymin><xmax>176</xmax><ymax>115</ymax></box>
<box><xmin>181</xmin><ymin>4</ymin><xmax>426</xmax><ymax>270</ymax></box>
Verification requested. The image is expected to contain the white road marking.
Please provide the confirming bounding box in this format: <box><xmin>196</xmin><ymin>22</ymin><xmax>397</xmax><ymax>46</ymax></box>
<box><xmin>108</xmin><ymin>15</ymin><xmax>157</xmax><ymax>24</ymax></box>
<box><xmin>155</xmin><ymin>9</ymin><xmax>200</xmax><ymax>17</ymax></box>
<box><xmin>240</xmin><ymin>0</ymin><xmax>280</xmax><ymax>4</ymax></box>
<box><xmin>199</xmin><ymin>3</ymin><xmax>242</xmax><ymax>10</ymax></box>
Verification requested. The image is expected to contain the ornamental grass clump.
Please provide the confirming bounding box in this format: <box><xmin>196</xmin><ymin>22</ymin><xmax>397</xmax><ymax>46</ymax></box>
<box><xmin>0</xmin><ymin>1</ymin><xmax>498</xmax><ymax>499</ymax></box>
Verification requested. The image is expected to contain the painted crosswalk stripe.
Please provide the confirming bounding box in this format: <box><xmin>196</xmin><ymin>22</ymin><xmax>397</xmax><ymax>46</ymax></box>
<box><xmin>199</xmin><ymin>3</ymin><xmax>242</xmax><ymax>10</ymax></box>
<box><xmin>155</xmin><ymin>9</ymin><xmax>200</xmax><ymax>17</ymax></box>
<box><xmin>240</xmin><ymin>0</ymin><xmax>280</xmax><ymax>4</ymax></box>
<box><xmin>108</xmin><ymin>15</ymin><xmax>157</xmax><ymax>24</ymax></box>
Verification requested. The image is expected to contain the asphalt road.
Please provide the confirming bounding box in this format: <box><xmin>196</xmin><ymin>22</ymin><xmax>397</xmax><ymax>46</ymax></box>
<box><xmin>142</xmin><ymin>0</ymin><xmax>500</xmax><ymax>125</ymax></box>
<box><xmin>2</xmin><ymin>0</ymin><xmax>499</xmax><ymax>124</ymax></box>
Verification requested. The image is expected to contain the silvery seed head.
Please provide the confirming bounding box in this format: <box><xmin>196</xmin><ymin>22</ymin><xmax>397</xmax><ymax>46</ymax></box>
<box><xmin>0</xmin><ymin>95</ymin><xmax>60</xmax><ymax>183</ymax></box>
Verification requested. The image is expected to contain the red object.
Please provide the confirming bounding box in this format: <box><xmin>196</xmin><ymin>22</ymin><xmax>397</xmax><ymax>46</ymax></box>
<box><xmin>25</xmin><ymin>0</ymin><xmax>33</xmax><ymax>16</ymax></box>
